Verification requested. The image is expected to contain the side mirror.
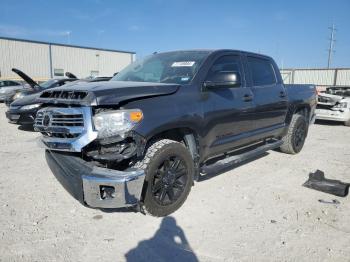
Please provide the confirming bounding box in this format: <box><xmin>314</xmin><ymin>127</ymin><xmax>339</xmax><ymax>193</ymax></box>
<box><xmin>203</xmin><ymin>71</ymin><xmax>241</xmax><ymax>89</ymax></box>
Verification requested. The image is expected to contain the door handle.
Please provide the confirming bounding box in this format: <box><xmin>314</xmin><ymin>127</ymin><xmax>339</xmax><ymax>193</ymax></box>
<box><xmin>279</xmin><ymin>91</ymin><xmax>286</xmax><ymax>98</ymax></box>
<box><xmin>243</xmin><ymin>94</ymin><xmax>253</xmax><ymax>102</ymax></box>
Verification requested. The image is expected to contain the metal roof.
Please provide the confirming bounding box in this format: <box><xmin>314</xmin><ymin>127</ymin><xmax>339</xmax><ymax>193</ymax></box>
<box><xmin>0</xmin><ymin>36</ymin><xmax>135</xmax><ymax>54</ymax></box>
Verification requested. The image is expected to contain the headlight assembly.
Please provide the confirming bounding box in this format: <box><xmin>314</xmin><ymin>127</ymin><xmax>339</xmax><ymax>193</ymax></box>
<box><xmin>93</xmin><ymin>109</ymin><xmax>143</xmax><ymax>138</ymax></box>
<box><xmin>13</xmin><ymin>92</ymin><xmax>25</xmax><ymax>100</ymax></box>
<box><xmin>334</xmin><ymin>102</ymin><xmax>348</xmax><ymax>109</ymax></box>
<box><xmin>20</xmin><ymin>104</ymin><xmax>41</xmax><ymax>110</ymax></box>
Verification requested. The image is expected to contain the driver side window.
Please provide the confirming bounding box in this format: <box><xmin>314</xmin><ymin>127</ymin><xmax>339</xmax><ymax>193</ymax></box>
<box><xmin>206</xmin><ymin>55</ymin><xmax>242</xmax><ymax>85</ymax></box>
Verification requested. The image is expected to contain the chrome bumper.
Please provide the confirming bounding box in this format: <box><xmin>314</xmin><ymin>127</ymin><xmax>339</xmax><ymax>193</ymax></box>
<box><xmin>46</xmin><ymin>150</ymin><xmax>145</xmax><ymax>208</ymax></box>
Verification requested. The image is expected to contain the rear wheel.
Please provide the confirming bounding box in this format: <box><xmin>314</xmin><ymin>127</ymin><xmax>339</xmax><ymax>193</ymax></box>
<box><xmin>134</xmin><ymin>139</ymin><xmax>194</xmax><ymax>217</ymax></box>
<box><xmin>280</xmin><ymin>114</ymin><xmax>308</xmax><ymax>154</ymax></box>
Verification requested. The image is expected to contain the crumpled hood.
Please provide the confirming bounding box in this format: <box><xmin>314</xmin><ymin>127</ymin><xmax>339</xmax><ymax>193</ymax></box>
<box><xmin>318</xmin><ymin>93</ymin><xmax>343</xmax><ymax>105</ymax></box>
<box><xmin>37</xmin><ymin>81</ymin><xmax>180</xmax><ymax>106</ymax></box>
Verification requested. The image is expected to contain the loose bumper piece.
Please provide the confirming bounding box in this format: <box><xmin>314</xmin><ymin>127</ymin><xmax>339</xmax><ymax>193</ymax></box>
<box><xmin>303</xmin><ymin>170</ymin><xmax>349</xmax><ymax>197</ymax></box>
<box><xmin>46</xmin><ymin>150</ymin><xmax>145</xmax><ymax>208</ymax></box>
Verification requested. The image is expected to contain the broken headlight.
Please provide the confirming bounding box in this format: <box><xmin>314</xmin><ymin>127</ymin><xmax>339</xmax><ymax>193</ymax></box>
<box><xmin>334</xmin><ymin>102</ymin><xmax>348</xmax><ymax>109</ymax></box>
<box><xmin>93</xmin><ymin>109</ymin><xmax>143</xmax><ymax>139</ymax></box>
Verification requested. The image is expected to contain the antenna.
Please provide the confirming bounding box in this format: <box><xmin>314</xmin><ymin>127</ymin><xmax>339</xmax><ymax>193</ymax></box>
<box><xmin>327</xmin><ymin>24</ymin><xmax>336</xmax><ymax>69</ymax></box>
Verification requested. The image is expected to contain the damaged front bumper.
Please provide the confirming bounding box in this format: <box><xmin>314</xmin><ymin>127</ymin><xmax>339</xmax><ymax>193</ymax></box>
<box><xmin>46</xmin><ymin>150</ymin><xmax>145</xmax><ymax>208</ymax></box>
<box><xmin>315</xmin><ymin>108</ymin><xmax>350</xmax><ymax>122</ymax></box>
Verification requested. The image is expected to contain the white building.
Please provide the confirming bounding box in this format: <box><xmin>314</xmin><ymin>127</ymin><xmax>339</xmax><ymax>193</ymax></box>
<box><xmin>0</xmin><ymin>36</ymin><xmax>135</xmax><ymax>81</ymax></box>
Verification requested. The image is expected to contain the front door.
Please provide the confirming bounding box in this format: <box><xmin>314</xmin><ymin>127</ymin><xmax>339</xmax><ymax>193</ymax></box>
<box><xmin>201</xmin><ymin>55</ymin><xmax>256</xmax><ymax>159</ymax></box>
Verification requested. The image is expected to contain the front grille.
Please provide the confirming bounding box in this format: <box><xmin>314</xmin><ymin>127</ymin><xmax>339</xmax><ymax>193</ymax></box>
<box><xmin>34</xmin><ymin>107</ymin><xmax>86</xmax><ymax>139</ymax></box>
<box><xmin>51</xmin><ymin>114</ymin><xmax>84</xmax><ymax>127</ymax></box>
<box><xmin>40</xmin><ymin>90</ymin><xmax>88</xmax><ymax>100</ymax></box>
<box><xmin>34</xmin><ymin>107</ymin><xmax>97</xmax><ymax>152</ymax></box>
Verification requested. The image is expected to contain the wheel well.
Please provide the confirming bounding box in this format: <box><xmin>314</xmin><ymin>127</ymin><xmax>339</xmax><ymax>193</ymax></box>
<box><xmin>295</xmin><ymin>106</ymin><xmax>310</xmax><ymax>120</ymax></box>
<box><xmin>148</xmin><ymin>128</ymin><xmax>199</xmax><ymax>155</ymax></box>
<box><xmin>146</xmin><ymin>128</ymin><xmax>200</xmax><ymax>180</ymax></box>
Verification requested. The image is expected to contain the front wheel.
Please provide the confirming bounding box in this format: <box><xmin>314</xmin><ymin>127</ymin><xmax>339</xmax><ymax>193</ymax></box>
<box><xmin>280</xmin><ymin>114</ymin><xmax>308</xmax><ymax>154</ymax></box>
<box><xmin>133</xmin><ymin>139</ymin><xmax>194</xmax><ymax>217</ymax></box>
<box><xmin>344</xmin><ymin>119</ymin><xmax>350</xmax><ymax>127</ymax></box>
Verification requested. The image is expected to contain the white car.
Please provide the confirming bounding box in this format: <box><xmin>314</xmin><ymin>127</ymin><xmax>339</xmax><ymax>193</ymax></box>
<box><xmin>0</xmin><ymin>80</ymin><xmax>26</xmax><ymax>102</ymax></box>
<box><xmin>316</xmin><ymin>86</ymin><xmax>350</xmax><ymax>126</ymax></box>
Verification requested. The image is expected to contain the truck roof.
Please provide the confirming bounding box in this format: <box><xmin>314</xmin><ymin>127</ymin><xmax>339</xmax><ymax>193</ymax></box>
<box><xmin>156</xmin><ymin>49</ymin><xmax>273</xmax><ymax>60</ymax></box>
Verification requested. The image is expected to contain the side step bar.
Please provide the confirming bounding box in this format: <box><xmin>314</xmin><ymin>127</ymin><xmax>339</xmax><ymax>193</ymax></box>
<box><xmin>201</xmin><ymin>140</ymin><xmax>283</xmax><ymax>175</ymax></box>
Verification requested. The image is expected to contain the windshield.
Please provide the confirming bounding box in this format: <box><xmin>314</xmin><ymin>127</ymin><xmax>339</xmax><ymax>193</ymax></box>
<box><xmin>40</xmin><ymin>79</ymin><xmax>58</xmax><ymax>89</ymax></box>
<box><xmin>112</xmin><ymin>51</ymin><xmax>210</xmax><ymax>84</ymax></box>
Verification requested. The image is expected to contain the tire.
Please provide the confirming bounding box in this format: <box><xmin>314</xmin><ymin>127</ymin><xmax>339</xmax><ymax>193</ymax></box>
<box><xmin>133</xmin><ymin>139</ymin><xmax>194</xmax><ymax>217</ymax></box>
<box><xmin>344</xmin><ymin>119</ymin><xmax>350</xmax><ymax>127</ymax></box>
<box><xmin>279</xmin><ymin>114</ymin><xmax>308</xmax><ymax>154</ymax></box>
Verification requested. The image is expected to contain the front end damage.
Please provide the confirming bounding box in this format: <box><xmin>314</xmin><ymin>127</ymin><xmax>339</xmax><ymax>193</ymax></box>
<box><xmin>46</xmin><ymin>150</ymin><xmax>145</xmax><ymax>208</ymax></box>
<box><xmin>34</xmin><ymin>106</ymin><xmax>147</xmax><ymax>209</ymax></box>
<box><xmin>315</xmin><ymin>92</ymin><xmax>350</xmax><ymax>123</ymax></box>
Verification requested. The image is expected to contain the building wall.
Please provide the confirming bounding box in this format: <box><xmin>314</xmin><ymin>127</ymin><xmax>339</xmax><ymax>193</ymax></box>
<box><xmin>281</xmin><ymin>68</ymin><xmax>350</xmax><ymax>86</ymax></box>
<box><xmin>0</xmin><ymin>38</ymin><xmax>134</xmax><ymax>81</ymax></box>
<box><xmin>0</xmin><ymin>38</ymin><xmax>50</xmax><ymax>80</ymax></box>
<box><xmin>51</xmin><ymin>45</ymin><xmax>132</xmax><ymax>78</ymax></box>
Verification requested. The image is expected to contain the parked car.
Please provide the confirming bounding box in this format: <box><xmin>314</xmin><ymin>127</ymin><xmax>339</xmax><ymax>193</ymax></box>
<box><xmin>5</xmin><ymin>69</ymin><xmax>78</xmax><ymax>106</ymax></box>
<box><xmin>0</xmin><ymin>79</ymin><xmax>27</xmax><ymax>102</ymax></box>
<box><xmin>315</xmin><ymin>86</ymin><xmax>350</xmax><ymax>126</ymax></box>
<box><xmin>6</xmin><ymin>77</ymin><xmax>111</xmax><ymax>126</ymax></box>
<box><xmin>0</xmin><ymin>80</ymin><xmax>22</xmax><ymax>88</ymax></box>
<box><xmin>33</xmin><ymin>49</ymin><xmax>317</xmax><ymax>216</ymax></box>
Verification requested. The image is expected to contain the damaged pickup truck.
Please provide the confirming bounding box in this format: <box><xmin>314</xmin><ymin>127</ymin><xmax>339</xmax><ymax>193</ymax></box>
<box><xmin>33</xmin><ymin>50</ymin><xmax>317</xmax><ymax>216</ymax></box>
<box><xmin>315</xmin><ymin>86</ymin><xmax>350</xmax><ymax>126</ymax></box>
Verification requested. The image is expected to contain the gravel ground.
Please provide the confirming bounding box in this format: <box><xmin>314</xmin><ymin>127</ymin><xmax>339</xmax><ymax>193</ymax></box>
<box><xmin>0</xmin><ymin>103</ymin><xmax>349</xmax><ymax>262</ymax></box>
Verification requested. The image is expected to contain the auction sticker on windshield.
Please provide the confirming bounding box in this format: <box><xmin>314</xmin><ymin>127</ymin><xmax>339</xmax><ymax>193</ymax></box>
<box><xmin>171</xmin><ymin>61</ymin><xmax>195</xmax><ymax>67</ymax></box>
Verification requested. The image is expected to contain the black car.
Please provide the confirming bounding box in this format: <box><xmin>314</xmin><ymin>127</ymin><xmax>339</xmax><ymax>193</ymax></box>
<box><xmin>6</xmin><ymin>76</ymin><xmax>111</xmax><ymax>126</ymax></box>
<box><xmin>5</xmin><ymin>69</ymin><xmax>78</xmax><ymax>106</ymax></box>
<box><xmin>6</xmin><ymin>92</ymin><xmax>42</xmax><ymax>125</ymax></box>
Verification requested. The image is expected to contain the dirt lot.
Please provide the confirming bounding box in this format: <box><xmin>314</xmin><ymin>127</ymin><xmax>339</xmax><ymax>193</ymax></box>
<box><xmin>0</xmin><ymin>103</ymin><xmax>349</xmax><ymax>262</ymax></box>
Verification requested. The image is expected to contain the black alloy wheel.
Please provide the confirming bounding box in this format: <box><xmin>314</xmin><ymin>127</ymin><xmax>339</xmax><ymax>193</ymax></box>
<box><xmin>151</xmin><ymin>156</ymin><xmax>188</xmax><ymax>206</ymax></box>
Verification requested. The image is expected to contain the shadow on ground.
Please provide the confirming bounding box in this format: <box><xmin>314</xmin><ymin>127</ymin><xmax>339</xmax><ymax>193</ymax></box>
<box><xmin>125</xmin><ymin>216</ymin><xmax>198</xmax><ymax>262</ymax></box>
<box><xmin>315</xmin><ymin>119</ymin><xmax>345</xmax><ymax>126</ymax></box>
<box><xmin>18</xmin><ymin>124</ymin><xmax>35</xmax><ymax>132</ymax></box>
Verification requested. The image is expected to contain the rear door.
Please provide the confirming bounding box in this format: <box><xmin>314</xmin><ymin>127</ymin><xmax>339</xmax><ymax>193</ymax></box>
<box><xmin>245</xmin><ymin>55</ymin><xmax>288</xmax><ymax>131</ymax></box>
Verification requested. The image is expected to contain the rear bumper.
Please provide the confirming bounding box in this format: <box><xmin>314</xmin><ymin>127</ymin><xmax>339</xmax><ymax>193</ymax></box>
<box><xmin>45</xmin><ymin>150</ymin><xmax>145</xmax><ymax>208</ymax></box>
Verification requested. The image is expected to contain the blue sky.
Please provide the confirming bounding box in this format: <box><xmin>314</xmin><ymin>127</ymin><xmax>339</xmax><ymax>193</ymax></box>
<box><xmin>0</xmin><ymin>0</ymin><xmax>349</xmax><ymax>68</ymax></box>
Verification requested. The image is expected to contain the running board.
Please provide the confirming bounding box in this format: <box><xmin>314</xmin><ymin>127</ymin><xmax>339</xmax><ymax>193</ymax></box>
<box><xmin>201</xmin><ymin>140</ymin><xmax>283</xmax><ymax>175</ymax></box>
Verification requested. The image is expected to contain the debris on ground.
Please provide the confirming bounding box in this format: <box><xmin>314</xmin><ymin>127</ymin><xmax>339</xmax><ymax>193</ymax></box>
<box><xmin>303</xmin><ymin>170</ymin><xmax>349</xmax><ymax>197</ymax></box>
<box><xmin>318</xmin><ymin>199</ymin><xmax>341</xmax><ymax>205</ymax></box>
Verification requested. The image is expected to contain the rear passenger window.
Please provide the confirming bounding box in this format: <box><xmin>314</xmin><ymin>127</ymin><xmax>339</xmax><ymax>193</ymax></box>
<box><xmin>247</xmin><ymin>57</ymin><xmax>276</xmax><ymax>86</ymax></box>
